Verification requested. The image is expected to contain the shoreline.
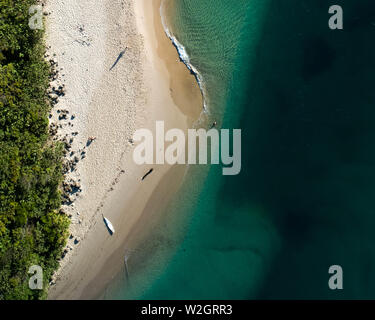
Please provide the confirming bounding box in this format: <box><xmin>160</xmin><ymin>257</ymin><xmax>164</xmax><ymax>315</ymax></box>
<box><xmin>160</xmin><ymin>1</ymin><xmax>208</xmax><ymax>112</ymax></box>
<box><xmin>47</xmin><ymin>0</ymin><xmax>202</xmax><ymax>299</ymax></box>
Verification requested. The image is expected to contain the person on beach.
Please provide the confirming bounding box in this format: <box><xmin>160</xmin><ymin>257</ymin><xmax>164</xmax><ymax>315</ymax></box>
<box><xmin>87</xmin><ymin>136</ymin><xmax>96</xmax><ymax>146</ymax></box>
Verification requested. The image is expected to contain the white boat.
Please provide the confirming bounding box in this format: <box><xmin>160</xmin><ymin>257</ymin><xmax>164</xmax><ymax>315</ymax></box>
<box><xmin>103</xmin><ymin>216</ymin><xmax>115</xmax><ymax>234</ymax></box>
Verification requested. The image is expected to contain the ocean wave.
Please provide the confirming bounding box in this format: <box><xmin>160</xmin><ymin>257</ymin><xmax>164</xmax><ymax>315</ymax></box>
<box><xmin>160</xmin><ymin>2</ymin><xmax>208</xmax><ymax>112</ymax></box>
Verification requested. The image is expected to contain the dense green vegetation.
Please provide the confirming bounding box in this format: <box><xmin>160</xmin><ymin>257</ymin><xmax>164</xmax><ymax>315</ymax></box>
<box><xmin>0</xmin><ymin>0</ymin><xmax>69</xmax><ymax>299</ymax></box>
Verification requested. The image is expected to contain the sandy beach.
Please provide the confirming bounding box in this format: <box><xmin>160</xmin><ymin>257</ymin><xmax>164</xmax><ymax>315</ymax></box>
<box><xmin>46</xmin><ymin>0</ymin><xmax>202</xmax><ymax>299</ymax></box>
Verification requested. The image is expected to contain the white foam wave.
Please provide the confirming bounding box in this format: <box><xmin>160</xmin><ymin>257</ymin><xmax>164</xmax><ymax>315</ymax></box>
<box><xmin>160</xmin><ymin>3</ymin><xmax>208</xmax><ymax>112</ymax></box>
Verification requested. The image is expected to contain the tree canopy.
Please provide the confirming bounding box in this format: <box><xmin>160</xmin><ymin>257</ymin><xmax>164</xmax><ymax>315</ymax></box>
<box><xmin>0</xmin><ymin>0</ymin><xmax>69</xmax><ymax>299</ymax></box>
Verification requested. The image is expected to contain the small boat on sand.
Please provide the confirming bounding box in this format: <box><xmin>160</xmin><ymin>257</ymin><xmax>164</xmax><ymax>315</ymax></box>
<box><xmin>102</xmin><ymin>215</ymin><xmax>115</xmax><ymax>235</ymax></box>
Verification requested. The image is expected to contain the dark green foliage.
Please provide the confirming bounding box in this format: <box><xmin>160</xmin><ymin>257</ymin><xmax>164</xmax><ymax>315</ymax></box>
<box><xmin>0</xmin><ymin>0</ymin><xmax>69</xmax><ymax>299</ymax></box>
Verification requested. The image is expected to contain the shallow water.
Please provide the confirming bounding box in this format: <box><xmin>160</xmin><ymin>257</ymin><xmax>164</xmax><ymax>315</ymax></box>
<box><xmin>113</xmin><ymin>0</ymin><xmax>375</xmax><ymax>299</ymax></box>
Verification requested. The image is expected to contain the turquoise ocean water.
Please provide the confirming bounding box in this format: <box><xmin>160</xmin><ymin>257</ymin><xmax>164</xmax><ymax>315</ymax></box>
<box><xmin>112</xmin><ymin>0</ymin><xmax>375</xmax><ymax>299</ymax></box>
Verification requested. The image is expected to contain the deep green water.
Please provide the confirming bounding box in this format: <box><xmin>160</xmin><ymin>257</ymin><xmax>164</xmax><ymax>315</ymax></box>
<box><xmin>113</xmin><ymin>0</ymin><xmax>375</xmax><ymax>299</ymax></box>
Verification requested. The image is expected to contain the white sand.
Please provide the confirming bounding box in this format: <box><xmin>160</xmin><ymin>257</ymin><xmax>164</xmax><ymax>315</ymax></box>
<box><xmin>45</xmin><ymin>0</ymin><xmax>202</xmax><ymax>299</ymax></box>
